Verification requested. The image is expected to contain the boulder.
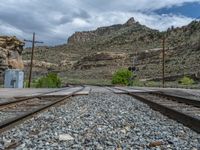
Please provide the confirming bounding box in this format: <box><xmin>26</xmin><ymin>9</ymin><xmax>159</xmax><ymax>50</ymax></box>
<box><xmin>0</xmin><ymin>36</ymin><xmax>25</xmax><ymax>83</ymax></box>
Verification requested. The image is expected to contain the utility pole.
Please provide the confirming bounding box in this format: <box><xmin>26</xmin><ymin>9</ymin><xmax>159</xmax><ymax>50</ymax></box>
<box><xmin>24</xmin><ymin>33</ymin><xmax>43</xmax><ymax>88</ymax></box>
<box><xmin>162</xmin><ymin>35</ymin><xmax>165</xmax><ymax>88</ymax></box>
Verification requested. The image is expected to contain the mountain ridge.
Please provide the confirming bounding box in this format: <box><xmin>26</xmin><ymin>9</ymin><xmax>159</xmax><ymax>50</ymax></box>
<box><xmin>67</xmin><ymin>17</ymin><xmax>159</xmax><ymax>46</ymax></box>
<box><xmin>23</xmin><ymin>17</ymin><xmax>200</xmax><ymax>84</ymax></box>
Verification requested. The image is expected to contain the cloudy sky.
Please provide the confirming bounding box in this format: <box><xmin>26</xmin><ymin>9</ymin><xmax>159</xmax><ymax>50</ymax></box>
<box><xmin>0</xmin><ymin>0</ymin><xmax>200</xmax><ymax>46</ymax></box>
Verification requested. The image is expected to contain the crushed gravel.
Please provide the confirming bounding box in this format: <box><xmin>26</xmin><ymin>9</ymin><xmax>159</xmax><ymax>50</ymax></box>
<box><xmin>0</xmin><ymin>87</ymin><xmax>199</xmax><ymax>149</ymax></box>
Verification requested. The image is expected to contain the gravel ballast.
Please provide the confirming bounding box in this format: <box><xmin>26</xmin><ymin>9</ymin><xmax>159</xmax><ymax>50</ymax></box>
<box><xmin>0</xmin><ymin>87</ymin><xmax>199</xmax><ymax>149</ymax></box>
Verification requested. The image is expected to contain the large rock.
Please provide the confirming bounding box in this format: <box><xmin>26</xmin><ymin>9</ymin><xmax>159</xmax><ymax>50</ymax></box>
<box><xmin>0</xmin><ymin>36</ymin><xmax>24</xmax><ymax>83</ymax></box>
<box><xmin>67</xmin><ymin>31</ymin><xmax>97</xmax><ymax>44</ymax></box>
<box><xmin>0</xmin><ymin>36</ymin><xmax>24</xmax><ymax>54</ymax></box>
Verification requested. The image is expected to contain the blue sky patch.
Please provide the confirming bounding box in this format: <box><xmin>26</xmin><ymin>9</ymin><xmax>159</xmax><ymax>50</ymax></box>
<box><xmin>156</xmin><ymin>2</ymin><xmax>200</xmax><ymax>18</ymax></box>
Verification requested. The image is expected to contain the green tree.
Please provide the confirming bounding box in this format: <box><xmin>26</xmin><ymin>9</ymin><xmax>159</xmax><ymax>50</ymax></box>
<box><xmin>36</xmin><ymin>73</ymin><xmax>61</xmax><ymax>88</ymax></box>
<box><xmin>112</xmin><ymin>68</ymin><xmax>134</xmax><ymax>86</ymax></box>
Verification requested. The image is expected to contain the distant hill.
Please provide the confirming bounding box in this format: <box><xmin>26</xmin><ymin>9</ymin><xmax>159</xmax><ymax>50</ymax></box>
<box><xmin>67</xmin><ymin>17</ymin><xmax>161</xmax><ymax>52</ymax></box>
<box><xmin>23</xmin><ymin>18</ymin><xmax>200</xmax><ymax>84</ymax></box>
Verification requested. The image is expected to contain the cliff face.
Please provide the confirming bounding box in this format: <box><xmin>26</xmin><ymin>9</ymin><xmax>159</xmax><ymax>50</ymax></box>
<box><xmin>0</xmin><ymin>36</ymin><xmax>24</xmax><ymax>83</ymax></box>
<box><xmin>67</xmin><ymin>24</ymin><xmax>125</xmax><ymax>44</ymax></box>
<box><xmin>68</xmin><ymin>31</ymin><xmax>97</xmax><ymax>44</ymax></box>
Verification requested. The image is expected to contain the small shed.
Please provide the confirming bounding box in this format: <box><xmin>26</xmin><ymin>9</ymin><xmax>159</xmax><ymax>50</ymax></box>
<box><xmin>4</xmin><ymin>69</ymin><xmax>24</xmax><ymax>88</ymax></box>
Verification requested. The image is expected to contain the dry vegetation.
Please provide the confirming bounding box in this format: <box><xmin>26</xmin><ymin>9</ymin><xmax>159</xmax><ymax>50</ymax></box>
<box><xmin>22</xmin><ymin>18</ymin><xmax>200</xmax><ymax>86</ymax></box>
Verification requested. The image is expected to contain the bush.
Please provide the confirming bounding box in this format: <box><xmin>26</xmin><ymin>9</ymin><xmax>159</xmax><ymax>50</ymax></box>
<box><xmin>179</xmin><ymin>76</ymin><xmax>194</xmax><ymax>85</ymax></box>
<box><xmin>36</xmin><ymin>73</ymin><xmax>61</xmax><ymax>88</ymax></box>
<box><xmin>112</xmin><ymin>68</ymin><xmax>134</xmax><ymax>86</ymax></box>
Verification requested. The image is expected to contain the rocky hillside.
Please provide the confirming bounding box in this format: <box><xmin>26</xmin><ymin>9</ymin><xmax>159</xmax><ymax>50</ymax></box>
<box><xmin>67</xmin><ymin>17</ymin><xmax>161</xmax><ymax>53</ymax></box>
<box><xmin>23</xmin><ymin>18</ymin><xmax>200</xmax><ymax>84</ymax></box>
<box><xmin>0</xmin><ymin>36</ymin><xmax>25</xmax><ymax>83</ymax></box>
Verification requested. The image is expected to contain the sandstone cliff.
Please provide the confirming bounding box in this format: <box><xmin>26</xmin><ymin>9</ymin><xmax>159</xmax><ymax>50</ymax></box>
<box><xmin>0</xmin><ymin>36</ymin><xmax>24</xmax><ymax>83</ymax></box>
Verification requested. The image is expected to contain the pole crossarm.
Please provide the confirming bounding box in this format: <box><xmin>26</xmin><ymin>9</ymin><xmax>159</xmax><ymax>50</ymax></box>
<box><xmin>24</xmin><ymin>39</ymin><xmax>44</xmax><ymax>44</ymax></box>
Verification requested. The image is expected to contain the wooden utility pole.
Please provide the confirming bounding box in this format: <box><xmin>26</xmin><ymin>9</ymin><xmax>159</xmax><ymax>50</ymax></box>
<box><xmin>24</xmin><ymin>33</ymin><xmax>43</xmax><ymax>88</ymax></box>
<box><xmin>162</xmin><ymin>35</ymin><xmax>165</xmax><ymax>88</ymax></box>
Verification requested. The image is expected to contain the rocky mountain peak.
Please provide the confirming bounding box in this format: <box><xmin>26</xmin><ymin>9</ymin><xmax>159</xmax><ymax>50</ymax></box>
<box><xmin>67</xmin><ymin>17</ymin><xmax>146</xmax><ymax>44</ymax></box>
<box><xmin>124</xmin><ymin>17</ymin><xmax>136</xmax><ymax>26</ymax></box>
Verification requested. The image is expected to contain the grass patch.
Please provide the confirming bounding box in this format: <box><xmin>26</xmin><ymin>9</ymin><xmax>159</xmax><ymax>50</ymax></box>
<box><xmin>24</xmin><ymin>80</ymin><xmax>37</xmax><ymax>88</ymax></box>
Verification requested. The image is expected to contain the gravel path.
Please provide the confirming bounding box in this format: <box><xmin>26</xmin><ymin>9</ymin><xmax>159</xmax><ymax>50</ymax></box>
<box><xmin>0</xmin><ymin>87</ymin><xmax>199</xmax><ymax>149</ymax></box>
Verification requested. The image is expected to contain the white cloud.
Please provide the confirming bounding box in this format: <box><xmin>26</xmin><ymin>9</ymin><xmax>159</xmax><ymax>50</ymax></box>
<box><xmin>80</xmin><ymin>0</ymin><xmax>200</xmax><ymax>11</ymax></box>
<box><xmin>72</xmin><ymin>18</ymin><xmax>90</xmax><ymax>27</ymax></box>
<box><xmin>0</xmin><ymin>21</ymin><xmax>24</xmax><ymax>36</ymax></box>
<box><xmin>0</xmin><ymin>0</ymin><xmax>199</xmax><ymax>45</ymax></box>
<box><xmin>70</xmin><ymin>11</ymin><xmax>193</xmax><ymax>31</ymax></box>
<box><xmin>129</xmin><ymin>12</ymin><xmax>194</xmax><ymax>31</ymax></box>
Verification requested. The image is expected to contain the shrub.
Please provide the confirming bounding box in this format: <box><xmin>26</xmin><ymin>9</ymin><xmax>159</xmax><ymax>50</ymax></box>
<box><xmin>112</xmin><ymin>68</ymin><xmax>134</xmax><ymax>86</ymax></box>
<box><xmin>179</xmin><ymin>76</ymin><xmax>194</xmax><ymax>85</ymax></box>
<box><xmin>36</xmin><ymin>73</ymin><xmax>61</xmax><ymax>88</ymax></box>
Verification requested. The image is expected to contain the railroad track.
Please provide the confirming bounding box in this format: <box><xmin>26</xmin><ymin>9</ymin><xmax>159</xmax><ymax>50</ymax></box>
<box><xmin>0</xmin><ymin>86</ymin><xmax>85</xmax><ymax>133</ymax></box>
<box><xmin>112</xmin><ymin>87</ymin><xmax>200</xmax><ymax>133</ymax></box>
<box><xmin>0</xmin><ymin>88</ymin><xmax>72</xmax><ymax>108</ymax></box>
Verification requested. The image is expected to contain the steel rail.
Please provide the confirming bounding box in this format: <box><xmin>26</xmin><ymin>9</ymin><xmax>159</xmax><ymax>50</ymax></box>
<box><xmin>0</xmin><ymin>86</ymin><xmax>85</xmax><ymax>132</ymax></box>
<box><xmin>148</xmin><ymin>91</ymin><xmax>200</xmax><ymax>108</ymax></box>
<box><xmin>128</xmin><ymin>92</ymin><xmax>200</xmax><ymax>133</ymax></box>
<box><xmin>112</xmin><ymin>87</ymin><xmax>200</xmax><ymax>133</ymax></box>
<box><xmin>0</xmin><ymin>87</ymin><xmax>74</xmax><ymax>107</ymax></box>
